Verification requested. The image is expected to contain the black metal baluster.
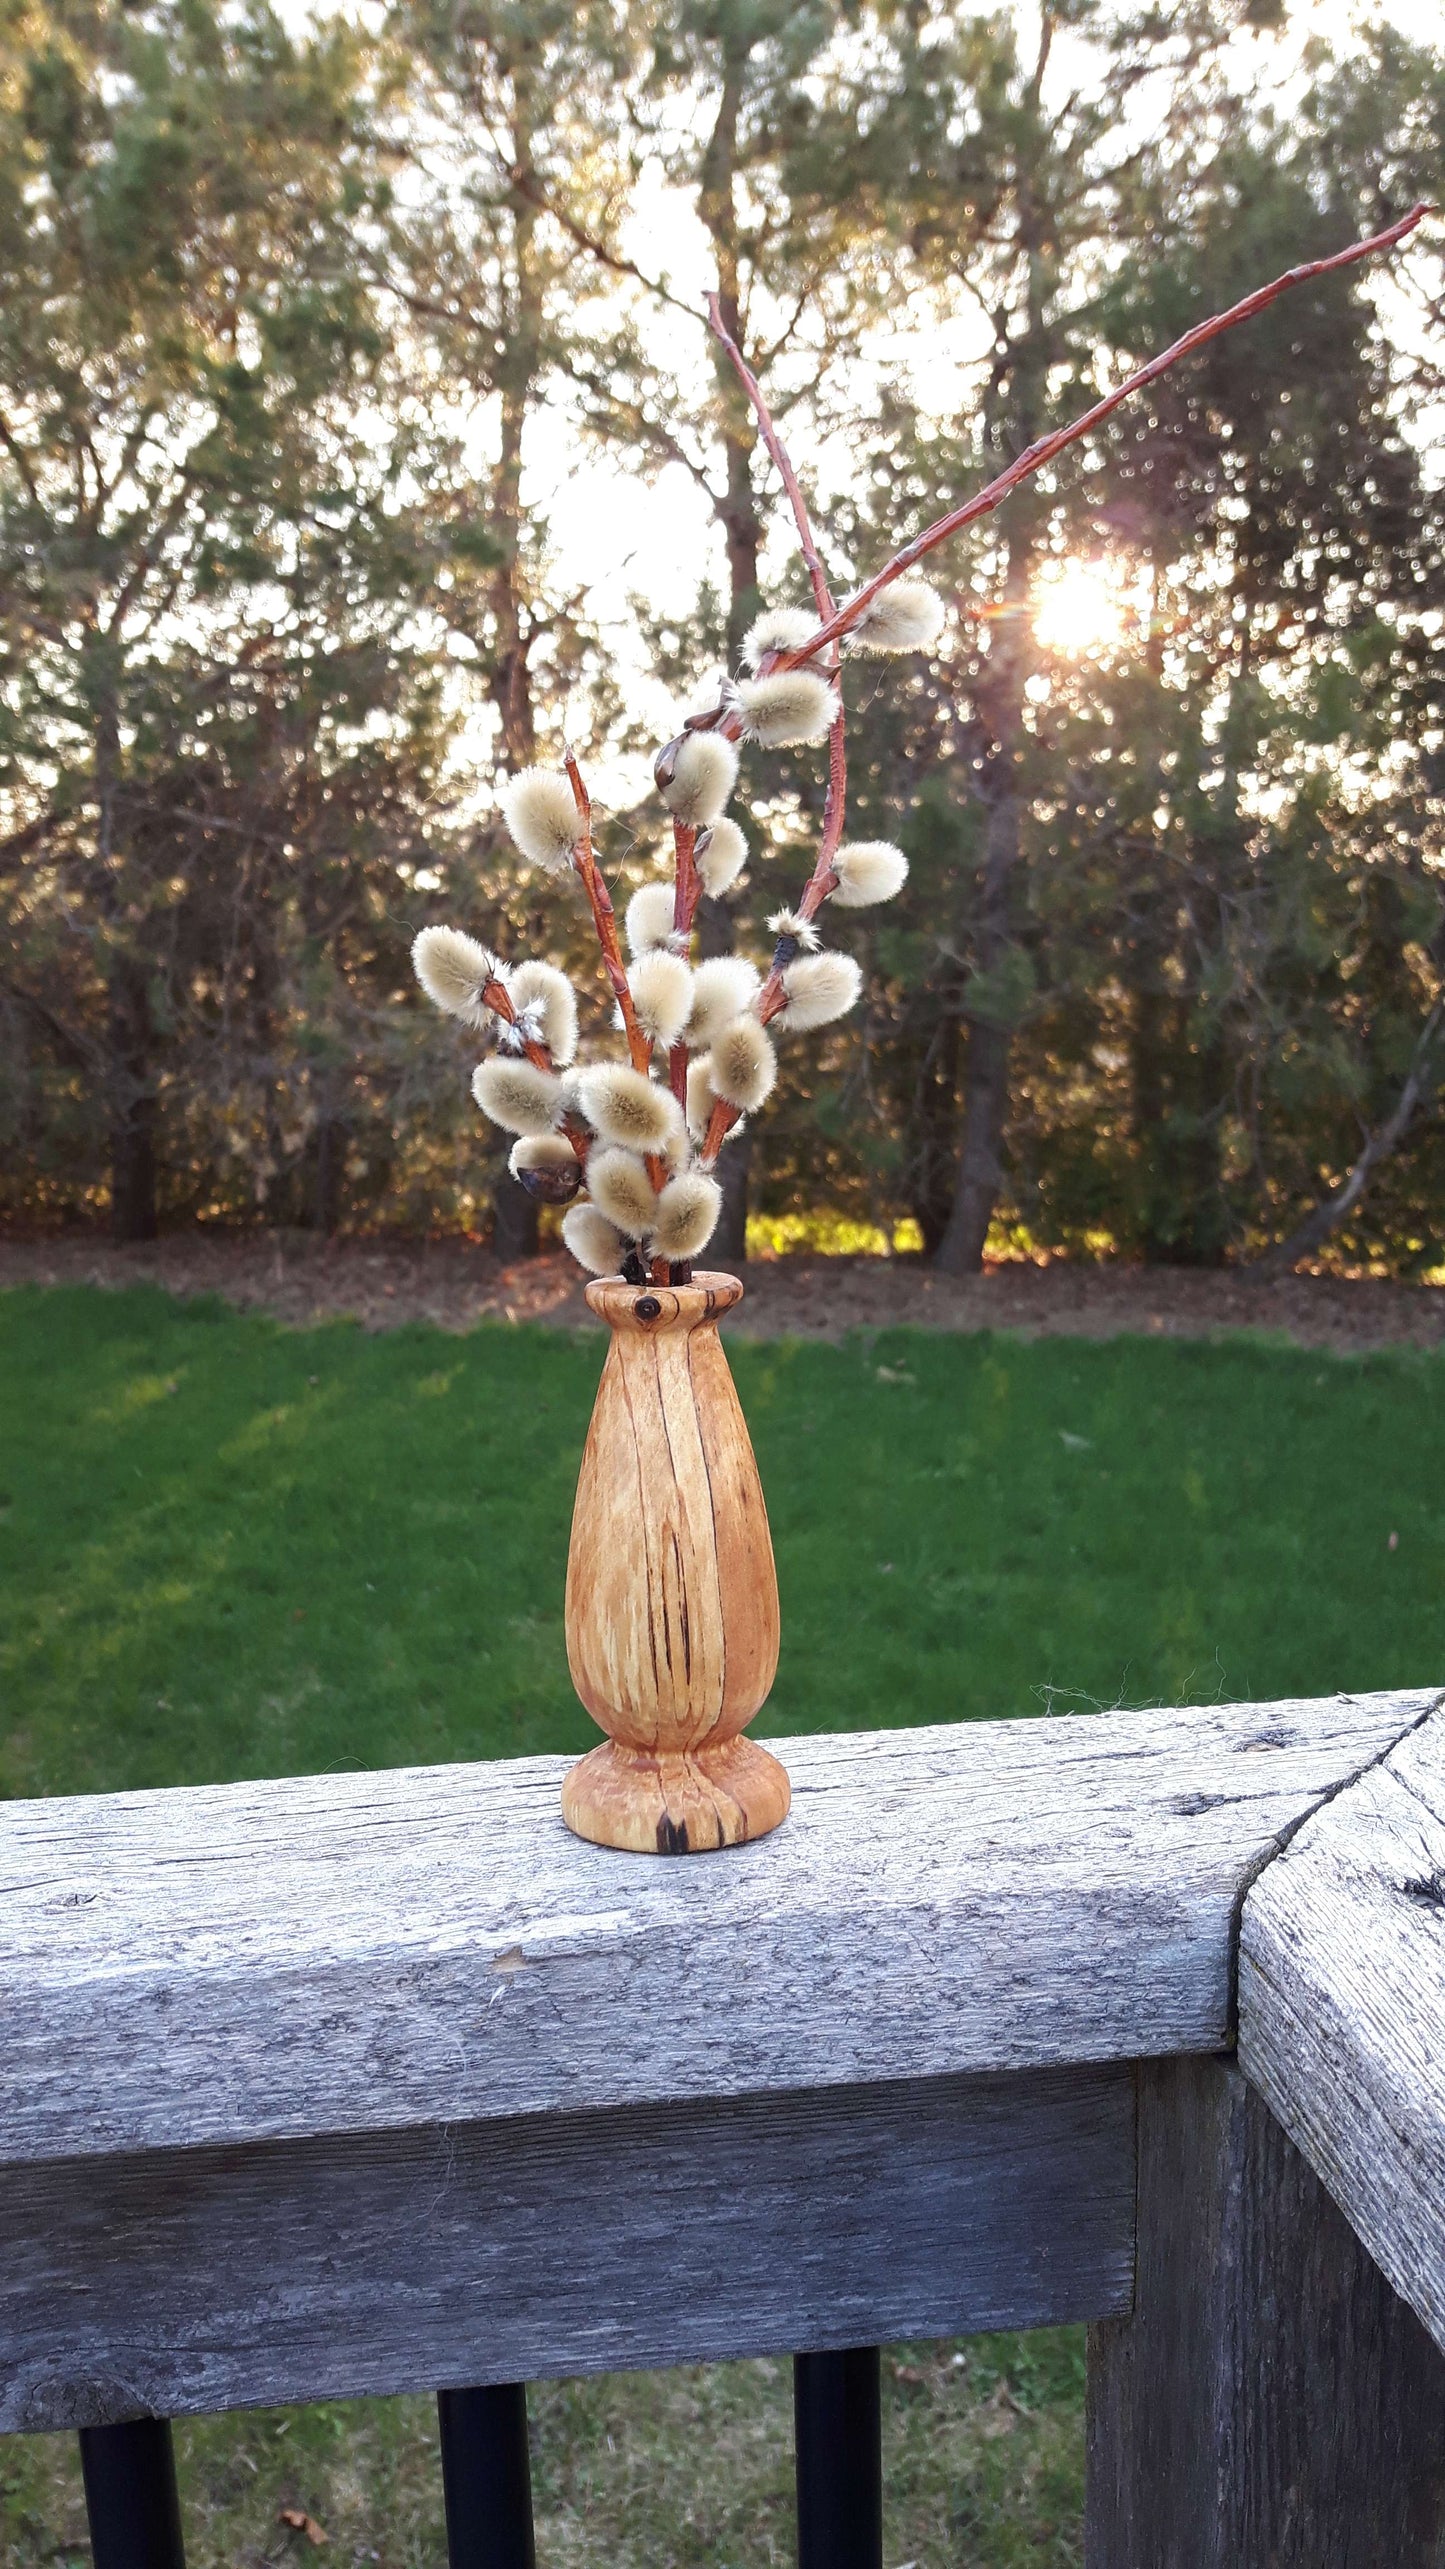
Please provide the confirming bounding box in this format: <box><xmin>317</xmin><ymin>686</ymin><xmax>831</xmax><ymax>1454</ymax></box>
<box><xmin>437</xmin><ymin>2384</ymin><xmax>536</xmax><ymax>2569</ymax></box>
<box><xmin>794</xmin><ymin>2348</ymin><xmax>882</xmax><ymax>2569</ymax></box>
<box><xmin>78</xmin><ymin>2418</ymin><xmax>186</xmax><ymax>2569</ymax></box>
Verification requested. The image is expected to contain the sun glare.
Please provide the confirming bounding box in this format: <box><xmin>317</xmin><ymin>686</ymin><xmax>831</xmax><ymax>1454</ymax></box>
<box><xmin>1034</xmin><ymin>558</ymin><xmax>1125</xmax><ymax>655</ymax></box>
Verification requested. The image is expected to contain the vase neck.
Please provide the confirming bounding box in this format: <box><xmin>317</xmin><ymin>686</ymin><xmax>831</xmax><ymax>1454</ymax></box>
<box><xmin>585</xmin><ymin>1273</ymin><xmax>743</xmax><ymax>1337</ymax></box>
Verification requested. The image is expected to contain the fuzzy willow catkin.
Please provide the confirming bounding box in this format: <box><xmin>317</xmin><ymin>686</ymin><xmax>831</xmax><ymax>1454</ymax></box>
<box><xmin>628</xmin><ymin>949</ymin><xmax>694</xmax><ymax>1046</ymax></box>
<box><xmin>472</xmin><ymin>1057</ymin><xmax>563</xmax><ymax>1135</ymax></box>
<box><xmin>562</xmin><ymin>1202</ymin><xmax>626</xmax><ymax>1276</ymax></box>
<box><xmin>586</xmin><ymin>1147</ymin><xmax>660</xmax><ymax>1237</ymax></box>
<box><xmin>509</xmin><ymin>1133</ymin><xmax>576</xmax><ymax>1175</ymax></box>
<box><xmin>577</xmin><ymin>1061</ymin><xmax>685</xmax><ymax>1154</ymax></box>
<box><xmin>508</xmin><ymin>1132</ymin><xmax>583</xmax><ymax>1203</ymax></box>
<box><xmin>625</xmin><ymin>881</ymin><xmax>677</xmax><ymax>957</ymax></box>
<box><xmin>845</xmin><ymin>576</ymin><xmax>945</xmax><ymax>656</ymax></box>
<box><xmin>686</xmin><ymin>955</ymin><xmax>761</xmax><ymax>1053</ymax></box>
<box><xmin>650</xmin><ymin>1170</ymin><xmax>722</xmax><ymax>1259</ymax></box>
<box><xmin>660</xmin><ymin>731</ymin><xmax>739</xmax><ymax>824</ymax></box>
<box><xmin>694</xmin><ymin>816</ymin><xmax>747</xmax><ymax>897</ymax></box>
<box><xmin>709</xmin><ymin>1015</ymin><xmax>777</xmax><ymax>1112</ymax></box>
<box><xmin>508</xmin><ymin>958</ymin><xmax>579</xmax><ymax>1062</ymax></box>
<box><xmin>741</xmin><ymin>605</ymin><xmax>818</xmax><ymax>670</ymax></box>
<box><xmin>767</xmin><ymin>905</ymin><xmax>821</xmax><ymax>952</ymax></box>
<box><xmin>778</xmin><ymin>950</ymin><xmax>863</xmax><ymax>1032</ymax></box>
<box><xmin>736</xmin><ymin>670</ymin><xmax>838</xmax><ymax>749</ymax></box>
<box><xmin>411</xmin><ymin>926</ymin><xmax>503</xmax><ymax>1027</ymax></box>
<box><xmin>501</xmin><ymin>766</ymin><xmax>583</xmax><ymax>872</ymax></box>
<box><xmin>829</xmin><ymin>841</ymin><xmax>909</xmax><ymax>908</ymax></box>
<box><xmin>686</xmin><ymin>1054</ymin><xmax>718</xmax><ymax>1143</ymax></box>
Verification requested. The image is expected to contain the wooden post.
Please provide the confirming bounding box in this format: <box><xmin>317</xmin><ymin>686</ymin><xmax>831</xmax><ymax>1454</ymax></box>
<box><xmin>1086</xmin><ymin>2057</ymin><xmax>1445</xmax><ymax>2566</ymax></box>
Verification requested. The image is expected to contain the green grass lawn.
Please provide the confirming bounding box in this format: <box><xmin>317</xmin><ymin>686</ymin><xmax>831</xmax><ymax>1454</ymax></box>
<box><xmin>2</xmin><ymin>1283</ymin><xmax>1442</xmax><ymax>1802</ymax></box>
<box><xmin>2</xmin><ymin>1280</ymin><xmax>1442</xmax><ymax>2569</ymax></box>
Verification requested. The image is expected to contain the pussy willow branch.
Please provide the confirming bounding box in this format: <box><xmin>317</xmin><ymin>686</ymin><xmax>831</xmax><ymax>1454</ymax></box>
<box><xmin>705</xmin><ymin>292</ymin><xmax>850</xmax><ymax>1008</ymax></box>
<box><xmin>484</xmin><ymin>969</ymin><xmax>592</xmax><ymax>1170</ymax></box>
<box><xmin>481</xmin><ymin>973</ymin><xmax>550</xmax><ymax>1070</ymax></box>
<box><xmin>564</xmin><ymin>753</ymin><xmax>670</xmax><ymax>1227</ymax></box>
<box><xmin>769</xmin><ymin>201</ymin><xmax>1431</xmax><ymax>668</ymax></box>
<box><xmin>693</xmin><ymin>204</ymin><xmax>1432</xmax><ymax>1174</ymax></box>
<box><xmin>698</xmin><ymin>295</ymin><xmax>849</xmax><ymax>1171</ymax></box>
<box><xmin>671</xmin><ymin>818</ymin><xmax>700</xmax><ymax>939</ymax></box>
<box><xmin>564</xmin><ymin>751</ymin><xmax>652</xmax><ymax>1081</ymax></box>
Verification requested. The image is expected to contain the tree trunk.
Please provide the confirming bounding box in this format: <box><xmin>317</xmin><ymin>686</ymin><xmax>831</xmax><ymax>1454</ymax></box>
<box><xmin>1133</xmin><ymin>990</ymin><xmax>1229</xmax><ymax>1267</ymax></box>
<box><xmin>309</xmin><ymin>1114</ymin><xmax>346</xmax><ymax>1238</ymax></box>
<box><xmin>927</xmin><ymin>41</ymin><xmax>1071</xmax><ymax>1282</ymax></box>
<box><xmin>95</xmin><ymin>671</ymin><xmax>158</xmax><ymax>1244</ymax></box>
<box><xmin>934</xmin><ymin>526</ymin><xmax>1034</xmax><ymax>1276</ymax></box>
<box><xmin>936</xmin><ymin>1014</ymin><xmax>1012</xmax><ymax>1273</ymax></box>
<box><xmin>489</xmin><ymin>81</ymin><xmax>542</xmax><ymax>771</ymax></box>
<box><xmin>909</xmin><ymin>1011</ymin><xmax>963</xmax><ymax>1258</ymax></box>
<box><xmin>107</xmin><ymin>954</ymin><xmax>158</xmax><ymax>1244</ymax></box>
<box><xmin>491</xmin><ymin>1166</ymin><xmax>540</xmax><ymax>1263</ymax></box>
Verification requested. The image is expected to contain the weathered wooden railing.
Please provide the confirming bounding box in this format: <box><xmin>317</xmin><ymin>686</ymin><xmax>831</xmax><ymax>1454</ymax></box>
<box><xmin>4</xmin><ymin>1690</ymin><xmax>1444</xmax><ymax>2565</ymax></box>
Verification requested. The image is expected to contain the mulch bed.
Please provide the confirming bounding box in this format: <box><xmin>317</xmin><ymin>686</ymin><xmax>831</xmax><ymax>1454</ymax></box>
<box><xmin>2</xmin><ymin>1231</ymin><xmax>1442</xmax><ymax>1355</ymax></box>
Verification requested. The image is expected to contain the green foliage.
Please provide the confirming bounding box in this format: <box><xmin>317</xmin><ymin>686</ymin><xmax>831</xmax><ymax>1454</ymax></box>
<box><xmin>0</xmin><ymin>3</ymin><xmax>1442</xmax><ymax>1270</ymax></box>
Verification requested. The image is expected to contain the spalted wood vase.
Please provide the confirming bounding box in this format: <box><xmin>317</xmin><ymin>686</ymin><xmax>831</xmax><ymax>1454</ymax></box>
<box><xmin>562</xmin><ymin>1273</ymin><xmax>790</xmax><ymax>1855</ymax></box>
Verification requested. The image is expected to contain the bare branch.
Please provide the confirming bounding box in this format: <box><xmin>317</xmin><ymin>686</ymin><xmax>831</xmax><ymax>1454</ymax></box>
<box><xmin>507</xmin><ymin>166</ymin><xmax>699</xmax><ymax>323</ymax></box>
<box><xmin>772</xmin><ymin>203</ymin><xmax>1433</xmax><ymax>669</ymax></box>
<box><xmin>1249</xmin><ymin>997</ymin><xmax>1445</xmax><ymax>1277</ymax></box>
<box><xmin>704</xmin><ymin>291</ymin><xmax>848</xmax><ymax>1022</ymax></box>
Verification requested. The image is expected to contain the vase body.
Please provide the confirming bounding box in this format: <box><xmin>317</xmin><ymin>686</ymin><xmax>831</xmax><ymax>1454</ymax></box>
<box><xmin>562</xmin><ymin>1273</ymin><xmax>790</xmax><ymax>1855</ymax></box>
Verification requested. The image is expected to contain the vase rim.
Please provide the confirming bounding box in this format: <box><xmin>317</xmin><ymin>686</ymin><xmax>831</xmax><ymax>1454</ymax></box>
<box><xmin>584</xmin><ymin>1272</ymin><xmax>744</xmax><ymax>1331</ymax></box>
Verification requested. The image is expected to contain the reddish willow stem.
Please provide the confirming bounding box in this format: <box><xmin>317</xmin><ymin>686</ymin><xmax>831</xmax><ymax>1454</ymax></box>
<box><xmin>565</xmin><ymin>752</ymin><xmax>651</xmax><ymax>1080</ymax></box>
<box><xmin>667</xmin><ymin>820</ymin><xmax>694</xmax><ymax>1116</ymax></box>
<box><xmin>481</xmin><ymin>975</ymin><xmax>550</xmax><ymax>1071</ymax></box>
<box><xmin>667</xmin><ymin>809</ymin><xmax>697</xmax><ymax>1112</ymax></box>
<box><xmin>671</xmin><ymin>817</ymin><xmax>700</xmax><ymax>939</ymax></box>
<box><xmin>706</xmin><ymin>292</ymin><xmax>848</xmax><ymax>908</ymax></box>
<box><xmin>484</xmin><ymin>972</ymin><xmax>592</xmax><ymax>1171</ymax></box>
<box><xmin>702</xmin><ymin>297</ymin><xmax>849</xmax><ymax>1153</ymax></box>
<box><xmin>565</xmin><ymin>753</ymin><xmax>669</xmax><ymax>1229</ymax></box>
<box><xmin>768</xmin><ymin>202</ymin><xmax>1431</xmax><ymax>670</ymax></box>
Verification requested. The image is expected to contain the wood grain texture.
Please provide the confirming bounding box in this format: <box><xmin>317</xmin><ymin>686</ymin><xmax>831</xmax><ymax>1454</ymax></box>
<box><xmin>1086</xmin><ymin>2057</ymin><xmax>1445</xmax><ymax>2567</ymax></box>
<box><xmin>0</xmin><ymin>2066</ymin><xmax>1134</xmax><ymax>2431</ymax></box>
<box><xmin>1240</xmin><ymin>1700</ymin><xmax>1445</xmax><ymax>2357</ymax></box>
<box><xmin>0</xmin><ymin>1692</ymin><xmax>1432</xmax><ymax>2167</ymax></box>
<box><xmin>562</xmin><ymin>1273</ymin><xmax>786</xmax><ymax>1852</ymax></box>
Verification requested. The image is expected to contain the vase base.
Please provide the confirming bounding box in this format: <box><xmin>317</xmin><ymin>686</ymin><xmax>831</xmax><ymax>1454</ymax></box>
<box><xmin>561</xmin><ymin>1736</ymin><xmax>791</xmax><ymax>1856</ymax></box>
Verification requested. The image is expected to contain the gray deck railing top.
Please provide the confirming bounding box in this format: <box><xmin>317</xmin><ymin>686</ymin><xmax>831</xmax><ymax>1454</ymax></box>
<box><xmin>4</xmin><ymin>1686</ymin><xmax>1445</xmax><ymax>2565</ymax></box>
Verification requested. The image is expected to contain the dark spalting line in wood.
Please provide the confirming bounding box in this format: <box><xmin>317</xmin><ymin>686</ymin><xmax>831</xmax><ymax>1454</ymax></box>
<box><xmin>672</xmin><ymin>1527</ymin><xmax>691</xmax><ymax>1689</ymax></box>
<box><xmin>649</xmin><ymin>1336</ymin><xmax>685</xmax><ymax>1702</ymax></box>
<box><xmin>615</xmin><ymin>1346</ymin><xmax>662</xmax><ymax>1733</ymax></box>
<box><xmin>691</xmin><ymin>1328</ymin><xmax>723</xmax><ymax>1737</ymax></box>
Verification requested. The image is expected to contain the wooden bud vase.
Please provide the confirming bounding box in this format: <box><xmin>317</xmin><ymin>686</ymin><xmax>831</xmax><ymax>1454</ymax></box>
<box><xmin>562</xmin><ymin>1273</ymin><xmax>790</xmax><ymax>1855</ymax></box>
